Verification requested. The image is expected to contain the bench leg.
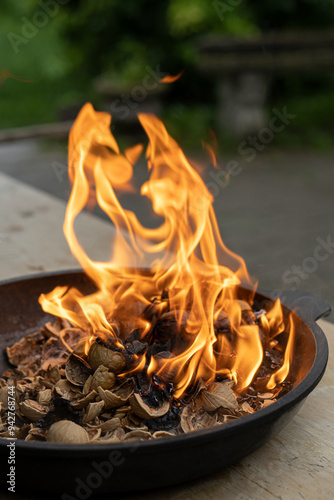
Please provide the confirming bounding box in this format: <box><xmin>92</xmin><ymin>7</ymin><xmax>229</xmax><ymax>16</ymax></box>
<box><xmin>217</xmin><ymin>73</ymin><xmax>269</xmax><ymax>137</ymax></box>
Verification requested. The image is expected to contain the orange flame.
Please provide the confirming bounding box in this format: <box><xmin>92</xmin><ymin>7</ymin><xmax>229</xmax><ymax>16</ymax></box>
<box><xmin>267</xmin><ymin>313</ymin><xmax>295</xmax><ymax>390</ymax></box>
<box><xmin>0</xmin><ymin>69</ymin><xmax>31</xmax><ymax>86</ymax></box>
<box><xmin>160</xmin><ymin>70</ymin><xmax>184</xmax><ymax>83</ymax></box>
<box><xmin>39</xmin><ymin>103</ymin><xmax>294</xmax><ymax>397</ymax></box>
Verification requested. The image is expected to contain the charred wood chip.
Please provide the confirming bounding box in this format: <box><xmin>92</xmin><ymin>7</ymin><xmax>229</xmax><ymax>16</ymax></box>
<box><xmin>214</xmin><ymin>312</ymin><xmax>230</xmax><ymax>332</ymax></box>
<box><xmin>134</xmin><ymin>372</ymin><xmax>151</xmax><ymax>395</ymax></box>
<box><xmin>253</xmin><ymin>376</ymin><xmax>271</xmax><ymax>393</ymax></box>
<box><xmin>140</xmin><ymin>384</ymin><xmax>167</xmax><ymax>409</ymax></box>
<box><xmin>154</xmin><ymin>311</ymin><xmax>189</xmax><ymax>343</ymax></box>
<box><xmin>152</xmin><ymin>375</ymin><xmax>174</xmax><ymax>400</ymax></box>
<box><xmin>275</xmin><ymin>381</ymin><xmax>292</xmax><ymax>398</ymax></box>
<box><xmin>143</xmin><ymin>298</ymin><xmax>165</xmax><ymax>322</ymax></box>
<box><xmin>242</xmin><ymin>310</ymin><xmax>256</xmax><ymax>325</ymax></box>
<box><xmin>143</xmin><ymin>405</ymin><xmax>180</xmax><ymax>431</ymax></box>
<box><xmin>264</xmin><ymin>349</ymin><xmax>282</xmax><ymax>369</ymax></box>
<box><xmin>125</xmin><ymin>340</ymin><xmax>148</xmax><ymax>356</ymax></box>
<box><xmin>246</xmin><ymin>386</ymin><xmax>257</xmax><ymax>396</ymax></box>
<box><xmin>146</xmin><ymin>341</ymin><xmax>173</xmax><ymax>359</ymax></box>
<box><xmin>124</xmin><ymin>328</ymin><xmax>141</xmax><ymax>344</ymax></box>
<box><xmin>34</xmin><ymin>411</ymin><xmax>56</xmax><ymax>430</ymax></box>
<box><xmin>35</xmin><ymin>397</ymin><xmax>82</xmax><ymax>429</ymax></box>
<box><xmin>52</xmin><ymin>397</ymin><xmax>82</xmax><ymax>423</ymax></box>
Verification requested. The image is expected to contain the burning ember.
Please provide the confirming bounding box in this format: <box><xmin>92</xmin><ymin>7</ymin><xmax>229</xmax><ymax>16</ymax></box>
<box><xmin>0</xmin><ymin>104</ymin><xmax>295</xmax><ymax>443</ymax></box>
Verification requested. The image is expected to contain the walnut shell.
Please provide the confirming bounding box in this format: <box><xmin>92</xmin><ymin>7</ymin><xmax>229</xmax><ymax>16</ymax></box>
<box><xmin>180</xmin><ymin>406</ymin><xmax>218</xmax><ymax>433</ymax></box>
<box><xmin>91</xmin><ymin>365</ymin><xmax>116</xmax><ymax>392</ymax></box>
<box><xmin>88</xmin><ymin>342</ymin><xmax>126</xmax><ymax>373</ymax></box>
<box><xmin>196</xmin><ymin>381</ymin><xmax>238</xmax><ymax>412</ymax></box>
<box><xmin>129</xmin><ymin>393</ymin><xmax>169</xmax><ymax>419</ymax></box>
<box><xmin>37</xmin><ymin>389</ymin><xmax>52</xmax><ymax>405</ymax></box>
<box><xmin>19</xmin><ymin>399</ymin><xmax>48</xmax><ymax>422</ymax></box>
<box><xmin>237</xmin><ymin>300</ymin><xmax>252</xmax><ymax>311</ymax></box>
<box><xmin>122</xmin><ymin>430</ymin><xmax>152</xmax><ymax>441</ymax></box>
<box><xmin>65</xmin><ymin>353</ymin><xmax>92</xmax><ymax>387</ymax></box>
<box><xmin>97</xmin><ymin>378</ymin><xmax>134</xmax><ymax>409</ymax></box>
<box><xmin>83</xmin><ymin>400</ymin><xmax>105</xmax><ymax>424</ymax></box>
<box><xmin>71</xmin><ymin>390</ymin><xmax>98</xmax><ymax>410</ymax></box>
<box><xmin>47</xmin><ymin>420</ymin><xmax>89</xmax><ymax>444</ymax></box>
<box><xmin>54</xmin><ymin>379</ymin><xmax>81</xmax><ymax>401</ymax></box>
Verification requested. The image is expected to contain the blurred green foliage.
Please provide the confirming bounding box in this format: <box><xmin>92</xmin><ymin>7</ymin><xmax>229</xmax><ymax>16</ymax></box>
<box><xmin>0</xmin><ymin>0</ymin><xmax>334</xmax><ymax>148</ymax></box>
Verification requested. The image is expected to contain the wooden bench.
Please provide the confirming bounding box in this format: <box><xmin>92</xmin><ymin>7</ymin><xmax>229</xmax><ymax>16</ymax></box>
<box><xmin>197</xmin><ymin>31</ymin><xmax>334</xmax><ymax>136</ymax></box>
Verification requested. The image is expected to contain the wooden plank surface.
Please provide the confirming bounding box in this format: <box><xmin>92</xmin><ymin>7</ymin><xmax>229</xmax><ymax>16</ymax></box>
<box><xmin>0</xmin><ymin>172</ymin><xmax>333</xmax><ymax>499</ymax></box>
<box><xmin>0</xmin><ymin>121</ymin><xmax>73</xmax><ymax>143</ymax></box>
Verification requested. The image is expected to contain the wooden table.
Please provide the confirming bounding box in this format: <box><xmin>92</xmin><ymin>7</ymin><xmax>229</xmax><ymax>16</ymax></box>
<box><xmin>0</xmin><ymin>172</ymin><xmax>333</xmax><ymax>499</ymax></box>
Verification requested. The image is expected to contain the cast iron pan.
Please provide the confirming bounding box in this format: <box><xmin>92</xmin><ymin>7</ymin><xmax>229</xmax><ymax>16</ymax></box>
<box><xmin>0</xmin><ymin>271</ymin><xmax>330</xmax><ymax>496</ymax></box>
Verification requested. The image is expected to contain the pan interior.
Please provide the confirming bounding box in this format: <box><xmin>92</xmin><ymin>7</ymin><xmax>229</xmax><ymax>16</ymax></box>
<box><xmin>0</xmin><ymin>271</ymin><xmax>316</xmax><ymax>391</ymax></box>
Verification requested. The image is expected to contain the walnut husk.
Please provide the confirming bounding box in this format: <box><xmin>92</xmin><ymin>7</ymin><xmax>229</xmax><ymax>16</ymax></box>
<box><xmin>129</xmin><ymin>393</ymin><xmax>169</xmax><ymax>419</ymax></box>
<box><xmin>97</xmin><ymin>378</ymin><xmax>134</xmax><ymax>409</ymax></box>
<box><xmin>196</xmin><ymin>380</ymin><xmax>238</xmax><ymax>412</ymax></box>
<box><xmin>47</xmin><ymin>420</ymin><xmax>89</xmax><ymax>444</ymax></box>
<box><xmin>65</xmin><ymin>353</ymin><xmax>92</xmax><ymax>386</ymax></box>
<box><xmin>90</xmin><ymin>365</ymin><xmax>116</xmax><ymax>391</ymax></box>
<box><xmin>88</xmin><ymin>342</ymin><xmax>126</xmax><ymax>373</ymax></box>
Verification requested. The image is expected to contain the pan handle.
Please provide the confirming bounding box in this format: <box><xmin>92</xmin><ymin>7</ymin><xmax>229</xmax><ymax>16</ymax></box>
<box><xmin>260</xmin><ymin>289</ymin><xmax>331</xmax><ymax>323</ymax></box>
